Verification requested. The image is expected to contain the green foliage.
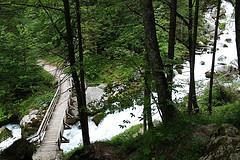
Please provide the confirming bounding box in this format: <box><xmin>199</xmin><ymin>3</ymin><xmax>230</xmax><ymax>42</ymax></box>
<box><xmin>206</xmin><ymin>101</ymin><xmax>240</xmax><ymax>128</ymax></box>
<box><xmin>108</xmin><ymin>124</ymin><xmax>142</xmax><ymax>147</ymax></box>
<box><xmin>63</xmin><ymin>145</ymin><xmax>84</xmax><ymax>160</ymax></box>
<box><xmin>219</xmin><ymin>22</ymin><xmax>226</xmax><ymax>30</ymax></box>
<box><xmin>199</xmin><ymin>83</ymin><xmax>238</xmax><ymax>107</ymax></box>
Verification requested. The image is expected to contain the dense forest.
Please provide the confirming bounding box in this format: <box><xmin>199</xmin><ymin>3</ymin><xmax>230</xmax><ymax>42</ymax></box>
<box><xmin>0</xmin><ymin>0</ymin><xmax>240</xmax><ymax>159</ymax></box>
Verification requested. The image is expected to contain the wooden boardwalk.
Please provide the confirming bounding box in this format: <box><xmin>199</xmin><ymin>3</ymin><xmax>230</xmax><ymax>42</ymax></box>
<box><xmin>30</xmin><ymin>61</ymin><xmax>72</xmax><ymax>160</ymax></box>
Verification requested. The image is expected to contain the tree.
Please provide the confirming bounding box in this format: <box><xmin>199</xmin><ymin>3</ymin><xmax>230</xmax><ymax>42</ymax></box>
<box><xmin>208</xmin><ymin>0</ymin><xmax>221</xmax><ymax>114</ymax></box>
<box><xmin>187</xmin><ymin>0</ymin><xmax>199</xmax><ymax>114</ymax></box>
<box><xmin>167</xmin><ymin>0</ymin><xmax>177</xmax><ymax>100</ymax></box>
<box><xmin>143</xmin><ymin>52</ymin><xmax>153</xmax><ymax>131</ymax></box>
<box><xmin>236</xmin><ymin>0</ymin><xmax>240</xmax><ymax>74</ymax></box>
<box><xmin>62</xmin><ymin>0</ymin><xmax>90</xmax><ymax>145</ymax></box>
<box><xmin>140</xmin><ymin>0</ymin><xmax>176</xmax><ymax>123</ymax></box>
<box><xmin>192</xmin><ymin>0</ymin><xmax>200</xmax><ymax>113</ymax></box>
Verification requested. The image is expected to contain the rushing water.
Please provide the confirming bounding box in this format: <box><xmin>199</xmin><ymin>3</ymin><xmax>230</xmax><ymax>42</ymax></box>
<box><xmin>1</xmin><ymin>0</ymin><xmax>238</xmax><ymax>153</ymax></box>
<box><xmin>0</xmin><ymin>124</ymin><xmax>21</xmax><ymax>151</ymax></box>
<box><xmin>173</xmin><ymin>0</ymin><xmax>238</xmax><ymax>101</ymax></box>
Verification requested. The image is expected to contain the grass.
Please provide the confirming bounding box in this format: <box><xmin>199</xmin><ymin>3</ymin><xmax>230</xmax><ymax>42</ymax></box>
<box><xmin>63</xmin><ymin>145</ymin><xmax>84</xmax><ymax>160</ymax></box>
<box><xmin>0</xmin><ymin>67</ymin><xmax>55</xmax><ymax>124</ymax></box>
<box><xmin>39</xmin><ymin>53</ymin><xmax>64</xmax><ymax>67</ymax></box>
<box><xmin>84</xmin><ymin>53</ymin><xmax>142</xmax><ymax>85</ymax></box>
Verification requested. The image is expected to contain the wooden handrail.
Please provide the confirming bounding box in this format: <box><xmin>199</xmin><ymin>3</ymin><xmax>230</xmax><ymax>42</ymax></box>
<box><xmin>56</xmin><ymin>78</ymin><xmax>73</xmax><ymax>149</ymax></box>
<box><xmin>27</xmin><ymin>70</ymin><xmax>62</xmax><ymax>143</ymax></box>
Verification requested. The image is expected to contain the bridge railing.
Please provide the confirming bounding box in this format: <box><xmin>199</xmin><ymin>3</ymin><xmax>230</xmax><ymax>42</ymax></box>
<box><xmin>27</xmin><ymin>70</ymin><xmax>62</xmax><ymax>143</ymax></box>
<box><xmin>57</xmin><ymin>77</ymin><xmax>73</xmax><ymax>149</ymax></box>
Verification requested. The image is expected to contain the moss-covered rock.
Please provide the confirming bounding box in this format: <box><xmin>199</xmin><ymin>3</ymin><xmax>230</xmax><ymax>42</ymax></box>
<box><xmin>199</xmin><ymin>124</ymin><xmax>240</xmax><ymax>160</ymax></box>
<box><xmin>0</xmin><ymin>127</ymin><xmax>12</xmax><ymax>143</ymax></box>
<box><xmin>92</xmin><ymin>112</ymin><xmax>106</xmax><ymax>126</ymax></box>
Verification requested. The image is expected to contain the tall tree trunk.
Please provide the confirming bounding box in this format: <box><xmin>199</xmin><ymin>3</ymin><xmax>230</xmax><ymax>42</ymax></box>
<box><xmin>74</xmin><ymin>0</ymin><xmax>90</xmax><ymax>145</ymax></box>
<box><xmin>192</xmin><ymin>0</ymin><xmax>200</xmax><ymax>112</ymax></box>
<box><xmin>144</xmin><ymin>53</ymin><xmax>153</xmax><ymax>130</ymax></box>
<box><xmin>63</xmin><ymin>0</ymin><xmax>90</xmax><ymax>146</ymax></box>
<box><xmin>141</xmin><ymin>0</ymin><xmax>176</xmax><ymax>123</ymax></box>
<box><xmin>236</xmin><ymin>0</ymin><xmax>240</xmax><ymax>74</ymax></box>
<box><xmin>187</xmin><ymin>0</ymin><xmax>199</xmax><ymax>114</ymax></box>
<box><xmin>208</xmin><ymin>0</ymin><xmax>221</xmax><ymax>114</ymax></box>
<box><xmin>167</xmin><ymin>0</ymin><xmax>177</xmax><ymax>100</ymax></box>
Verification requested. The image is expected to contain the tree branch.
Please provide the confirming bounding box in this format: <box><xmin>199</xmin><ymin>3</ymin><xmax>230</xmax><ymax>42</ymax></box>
<box><xmin>155</xmin><ymin>23</ymin><xmax>189</xmax><ymax>49</ymax></box>
<box><xmin>161</xmin><ymin>0</ymin><xmax>189</xmax><ymax>27</ymax></box>
<box><xmin>0</xmin><ymin>2</ymin><xmax>64</xmax><ymax>12</ymax></box>
<box><xmin>38</xmin><ymin>0</ymin><xmax>65</xmax><ymax>40</ymax></box>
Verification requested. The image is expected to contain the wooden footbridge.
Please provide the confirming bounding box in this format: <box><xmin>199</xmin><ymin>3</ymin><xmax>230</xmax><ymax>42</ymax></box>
<box><xmin>27</xmin><ymin>61</ymin><xmax>74</xmax><ymax>160</ymax></box>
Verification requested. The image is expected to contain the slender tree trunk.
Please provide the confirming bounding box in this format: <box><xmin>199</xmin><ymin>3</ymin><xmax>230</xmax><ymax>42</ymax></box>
<box><xmin>167</xmin><ymin>0</ymin><xmax>177</xmax><ymax>100</ymax></box>
<box><xmin>236</xmin><ymin>0</ymin><xmax>240</xmax><ymax>74</ymax></box>
<box><xmin>188</xmin><ymin>0</ymin><xmax>194</xmax><ymax>114</ymax></box>
<box><xmin>63</xmin><ymin>0</ymin><xmax>90</xmax><ymax>145</ymax></box>
<box><xmin>144</xmin><ymin>53</ymin><xmax>153</xmax><ymax>130</ymax></box>
<box><xmin>141</xmin><ymin>0</ymin><xmax>176</xmax><ymax>123</ymax></box>
<box><xmin>74</xmin><ymin>0</ymin><xmax>90</xmax><ymax>145</ymax></box>
<box><xmin>192</xmin><ymin>0</ymin><xmax>200</xmax><ymax>112</ymax></box>
<box><xmin>187</xmin><ymin>0</ymin><xmax>199</xmax><ymax>114</ymax></box>
<box><xmin>143</xmin><ymin>106</ymin><xmax>147</xmax><ymax>132</ymax></box>
<box><xmin>208</xmin><ymin>0</ymin><xmax>221</xmax><ymax>114</ymax></box>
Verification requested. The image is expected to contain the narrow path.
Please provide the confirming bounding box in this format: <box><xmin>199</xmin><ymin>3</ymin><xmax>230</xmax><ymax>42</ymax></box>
<box><xmin>33</xmin><ymin>60</ymin><xmax>72</xmax><ymax>160</ymax></box>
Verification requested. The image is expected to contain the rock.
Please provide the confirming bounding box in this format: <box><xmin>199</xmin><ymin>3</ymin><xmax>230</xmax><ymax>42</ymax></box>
<box><xmin>68</xmin><ymin>142</ymin><xmax>124</xmax><ymax>160</ymax></box>
<box><xmin>223</xmin><ymin>44</ymin><xmax>228</xmax><ymax>48</ymax></box>
<box><xmin>0</xmin><ymin>127</ymin><xmax>12</xmax><ymax>143</ymax></box>
<box><xmin>20</xmin><ymin>110</ymin><xmax>39</xmax><ymax>127</ymax></box>
<box><xmin>193</xmin><ymin>124</ymin><xmax>218</xmax><ymax>138</ymax></box>
<box><xmin>66</xmin><ymin>104</ymin><xmax>79</xmax><ymax>125</ymax></box>
<box><xmin>98</xmin><ymin>84</ymin><xmax>107</xmax><ymax>90</ymax></box>
<box><xmin>215</xmin><ymin>64</ymin><xmax>238</xmax><ymax>75</ymax></box>
<box><xmin>86</xmin><ymin>86</ymin><xmax>104</xmax><ymax>105</ymax></box>
<box><xmin>225</xmin><ymin>38</ymin><xmax>232</xmax><ymax>43</ymax></box>
<box><xmin>205</xmin><ymin>71</ymin><xmax>212</xmax><ymax>78</ymax></box>
<box><xmin>198</xmin><ymin>41</ymin><xmax>205</xmax><ymax>46</ymax></box>
<box><xmin>217</xmin><ymin>55</ymin><xmax>227</xmax><ymax>62</ymax></box>
<box><xmin>20</xmin><ymin>110</ymin><xmax>42</xmax><ymax>138</ymax></box>
<box><xmin>92</xmin><ymin>112</ymin><xmax>106</xmax><ymax>126</ymax></box>
<box><xmin>0</xmin><ymin>138</ymin><xmax>35</xmax><ymax>160</ymax></box>
<box><xmin>200</xmin><ymin>61</ymin><xmax>205</xmax><ymax>65</ymax></box>
<box><xmin>175</xmin><ymin>64</ymin><xmax>184</xmax><ymax>74</ymax></box>
<box><xmin>199</xmin><ymin>124</ymin><xmax>240</xmax><ymax>160</ymax></box>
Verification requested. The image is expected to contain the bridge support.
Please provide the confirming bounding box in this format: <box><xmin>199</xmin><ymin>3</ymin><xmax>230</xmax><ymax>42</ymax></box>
<box><xmin>64</xmin><ymin>122</ymin><xmax>71</xmax><ymax>129</ymax></box>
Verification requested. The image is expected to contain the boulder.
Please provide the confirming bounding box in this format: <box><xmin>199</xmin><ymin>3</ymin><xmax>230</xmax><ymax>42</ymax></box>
<box><xmin>200</xmin><ymin>61</ymin><xmax>205</xmax><ymax>65</ymax></box>
<box><xmin>86</xmin><ymin>86</ymin><xmax>104</xmax><ymax>105</ymax></box>
<box><xmin>0</xmin><ymin>127</ymin><xmax>12</xmax><ymax>143</ymax></box>
<box><xmin>92</xmin><ymin>112</ymin><xmax>106</xmax><ymax>126</ymax></box>
<box><xmin>20</xmin><ymin>110</ymin><xmax>39</xmax><ymax>127</ymax></box>
<box><xmin>175</xmin><ymin>64</ymin><xmax>184</xmax><ymax>75</ymax></box>
<box><xmin>215</xmin><ymin>64</ymin><xmax>238</xmax><ymax>75</ymax></box>
<box><xmin>0</xmin><ymin>138</ymin><xmax>35</xmax><ymax>160</ymax></box>
<box><xmin>70</xmin><ymin>84</ymin><xmax>107</xmax><ymax>123</ymax></box>
<box><xmin>217</xmin><ymin>55</ymin><xmax>227</xmax><ymax>62</ymax></box>
<box><xmin>20</xmin><ymin>110</ymin><xmax>42</xmax><ymax>138</ymax></box>
<box><xmin>199</xmin><ymin>124</ymin><xmax>240</xmax><ymax>160</ymax></box>
<box><xmin>205</xmin><ymin>71</ymin><xmax>212</xmax><ymax>78</ymax></box>
<box><xmin>193</xmin><ymin>124</ymin><xmax>218</xmax><ymax>138</ymax></box>
<box><xmin>223</xmin><ymin>44</ymin><xmax>228</xmax><ymax>48</ymax></box>
<box><xmin>225</xmin><ymin>38</ymin><xmax>232</xmax><ymax>43</ymax></box>
<box><xmin>66</xmin><ymin>103</ymin><xmax>80</xmax><ymax>125</ymax></box>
